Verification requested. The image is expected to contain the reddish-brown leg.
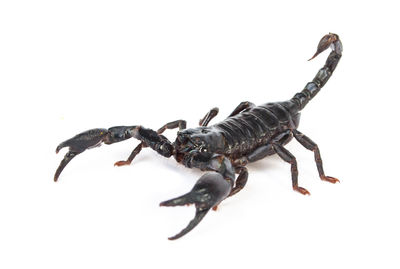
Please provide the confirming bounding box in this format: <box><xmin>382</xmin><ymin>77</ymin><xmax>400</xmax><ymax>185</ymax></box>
<box><xmin>321</xmin><ymin>176</ymin><xmax>340</xmax><ymax>183</ymax></box>
<box><xmin>272</xmin><ymin>143</ymin><xmax>310</xmax><ymax>195</ymax></box>
<box><xmin>229</xmin><ymin>166</ymin><xmax>249</xmax><ymax>197</ymax></box>
<box><xmin>114</xmin><ymin>143</ymin><xmax>144</xmax><ymax>166</ymax></box>
<box><xmin>292</xmin><ymin>130</ymin><xmax>340</xmax><ymax>184</ymax></box>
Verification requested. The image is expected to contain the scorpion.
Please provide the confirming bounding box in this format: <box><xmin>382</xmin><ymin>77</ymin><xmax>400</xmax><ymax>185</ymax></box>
<box><xmin>54</xmin><ymin>33</ymin><xmax>342</xmax><ymax>240</ymax></box>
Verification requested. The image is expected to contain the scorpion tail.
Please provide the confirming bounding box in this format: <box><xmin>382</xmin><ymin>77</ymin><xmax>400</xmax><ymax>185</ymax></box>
<box><xmin>291</xmin><ymin>33</ymin><xmax>342</xmax><ymax>111</ymax></box>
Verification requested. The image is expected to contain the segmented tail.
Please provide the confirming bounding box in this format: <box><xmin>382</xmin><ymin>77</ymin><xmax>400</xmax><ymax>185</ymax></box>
<box><xmin>291</xmin><ymin>33</ymin><xmax>342</xmax><ymax>111</ymax></box>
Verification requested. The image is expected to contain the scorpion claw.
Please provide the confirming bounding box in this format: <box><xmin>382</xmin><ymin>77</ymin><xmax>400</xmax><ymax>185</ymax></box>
<box><xmin>321</xmin><ymin>176</ymin><xmax>340</xmax><ymax>184</ymax></box>
<box><xmin>54</xmin><ymin>127</ymin><xmax>137</xmax><ymax>181</ymax></box>
<box><xmin>56</xmin><ymin>143</ymin><xmax>66</xmax><ymax>154</ymax></box>
<box><xmin>167</xmin><ymin>209</ymin><xmax>210</xmax><ymax>240</ymax></box>
<box><xmin>160</xmin><ymin>172</ymin><xmax>232</xmax><ymax>240</ymax></box>
<box><xmin>54</xmin><ymin>151</ymin><xmax>80</xmax><ymax>182</ymax></box>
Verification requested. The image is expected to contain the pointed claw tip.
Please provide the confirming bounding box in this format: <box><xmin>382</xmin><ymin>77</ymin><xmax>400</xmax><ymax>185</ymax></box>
<box><xmin>308</xmin><ymin>54</ymin><xmax>318</xmax><ymax>61</ymax></box>
<box><xmin>168</xmin><ymin>236</ymin><xmax>179</xmax><ymax>240</ymax></box>
<box><xmin>166</xmin><ymin>209</ymin><xmax>210</xmax><ymax>240</ymax></box>
<box><xmin>159</xmin><ymin>200</ymin><xmax>172</xmax><ymax>207</ymax></box>
<box><xmin>159</xmin><ymin>200</ymin><xmax>179</xmax><ymax>207</ymax></box>
<box><xmin>159</xmin><ymin>200</ymin><xmax>192</xmax><ymax>207</ymax></box>
<box><xmin>159</xmin><ymin>193</ymin><xmax>194</xmax><ymax>207</ymax></box>
<box><xmin>56</xmin><ymin>143</ymin><xmax>65</xmax><ymax>154</ymax></box>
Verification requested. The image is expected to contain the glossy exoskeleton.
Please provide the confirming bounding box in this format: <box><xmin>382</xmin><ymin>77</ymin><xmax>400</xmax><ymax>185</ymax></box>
<box><xmin>55</xmin><ymin>33</ymin><xmax>342</xmax><ymax>240</ymax></box>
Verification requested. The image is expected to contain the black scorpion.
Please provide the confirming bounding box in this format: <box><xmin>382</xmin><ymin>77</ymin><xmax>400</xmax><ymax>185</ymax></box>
<box><xmin>55</xmin><ymin>33</ymin><xmax>342</xmax><ymax>240</ymax></box>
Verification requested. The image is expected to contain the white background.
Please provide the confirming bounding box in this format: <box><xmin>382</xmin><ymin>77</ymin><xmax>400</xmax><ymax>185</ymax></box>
<box><xmin>1</xmin><ymin>0</ymin><xmax>399</xmax><ymax>268</ymax></box>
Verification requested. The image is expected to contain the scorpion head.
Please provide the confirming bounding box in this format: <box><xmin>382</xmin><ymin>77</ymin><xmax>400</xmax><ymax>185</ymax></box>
<box><xmin>174</xmin><ymin>127</ymin><xmax>226</xmax><ymax>164</ymax></box>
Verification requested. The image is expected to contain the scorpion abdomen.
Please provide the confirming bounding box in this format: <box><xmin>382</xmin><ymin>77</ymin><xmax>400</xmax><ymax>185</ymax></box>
<box><xmin>213</xmin><ymin>100</ymin><xmax>300</xmax><ymax>158</ymax></box>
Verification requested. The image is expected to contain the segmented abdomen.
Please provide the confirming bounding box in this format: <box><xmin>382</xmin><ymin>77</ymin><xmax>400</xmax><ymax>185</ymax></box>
<box><xmin>213</xmin><ymin>100</ymin><xmax>300</xmax><ymax>158</ymax></box>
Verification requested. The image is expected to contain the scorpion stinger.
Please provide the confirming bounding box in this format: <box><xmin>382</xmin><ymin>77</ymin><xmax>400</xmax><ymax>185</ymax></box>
<box><xmin>308</xmin><ymin>33</ymin><xmax>341</xmax><ymax>61</ymax></box>
<box><xmin>55</xmin><ymin>33</ymin><xmax>342</xmax><ymax>239</ymax></box>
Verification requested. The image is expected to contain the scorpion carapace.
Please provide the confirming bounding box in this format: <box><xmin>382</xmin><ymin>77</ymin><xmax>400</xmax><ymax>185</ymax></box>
<box><xmin>54</xmin><ymin>33</ymin><xmax>342</xmax><ymax>240</ymax></box>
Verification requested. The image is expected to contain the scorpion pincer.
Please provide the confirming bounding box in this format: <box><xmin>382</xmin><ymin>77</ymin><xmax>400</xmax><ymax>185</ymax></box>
<box><xmin>54</xmin><ymin>33</ymin><xmax>342</xmax><ymax>240</ymax></box>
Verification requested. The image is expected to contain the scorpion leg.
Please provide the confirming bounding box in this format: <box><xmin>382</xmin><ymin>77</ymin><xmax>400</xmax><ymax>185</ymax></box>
<box><xmin>242</xmin><ymin>130</ymin><xmax>293</xmax><ymax>163</ymax></box>
<box><xmin>246</xmin><ymin>144</ymin><xmax>275</xmax><ymax>162</ymax></box>
<box><xmin>272</xmin><ymin>143</ymin><xmax>310</xmax><ymax>195</ymax></box>
<box><xmin>199</xmin><ymin>107</ymin><xmax>219</xmax><ymax>126</ymax></box>
<box><xmin>229</xmin><ymin>166</ymin><xmax>248</xmax><ymax>197</ymax></box>
<box><xmin>229</xmin><ymin>101</ymin><xmax>255</xmax><ymax>117</ymax></box>
<box><xmin>160</xmin><ymin>153</ymin><xmax>235</xmax><ymax>240</ymax></box>
<box><xmin>113</xmin><ymin>143</ymin><xmax>144</xmax><ymax>167</ymax></box>
<box><xmin>292</xmin><ymin>130</ymin><xmax>339</xmax><ymax>183</ymax></box>
<box><xmin>157</xmin><ymin>119</ymin><xmax>187</xmax><ymax>134</ymax></box>
<box><xmin>227</xmin><ymin>133</ymin><xmax>292</xmax><ymax>195</ymax></box>
<box><xmin>55</xmin><ymin>126</ymin><xmax>174</xmax><ymax>181</ymax></box>
<box><xmin>115</xmin><ymin>120</ymin><xmax>186</xmax><ymax>166</ymax></box>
